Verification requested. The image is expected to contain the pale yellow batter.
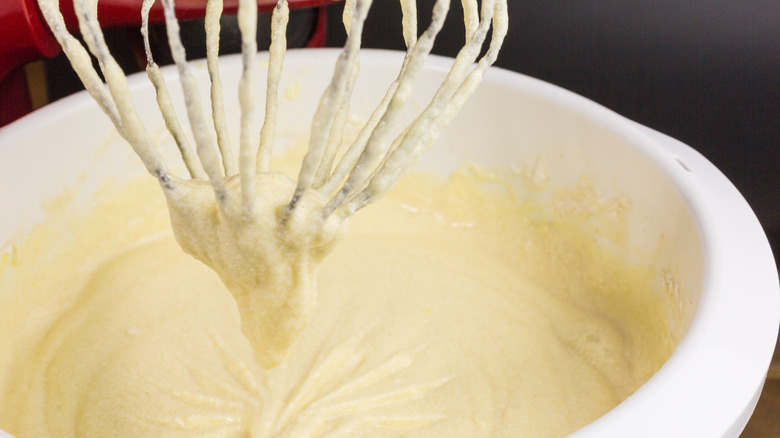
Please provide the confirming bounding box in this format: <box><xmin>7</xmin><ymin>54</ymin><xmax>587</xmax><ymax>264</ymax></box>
<box><xmin>0</xmin><ymin>167</ymin><xmax>674</xmax><ymax>437</ymax></box>
<box><xmin>6</xmin><ymin>1</ymin><xmax>675</xmax><ymax>436</ymax></box>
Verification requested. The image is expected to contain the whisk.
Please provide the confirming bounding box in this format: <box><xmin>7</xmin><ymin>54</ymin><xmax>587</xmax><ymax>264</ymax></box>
<box><xmin>36</xmin><ymin>0</ymin><xmax>508</xmax><ymax>369</ymax></box>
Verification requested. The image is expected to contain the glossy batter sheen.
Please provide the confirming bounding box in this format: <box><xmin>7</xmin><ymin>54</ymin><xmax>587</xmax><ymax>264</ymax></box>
<box><xmin>0</xmin><ymin>167</ymin><xmax>674</xmax><ymax>437</ymax></box>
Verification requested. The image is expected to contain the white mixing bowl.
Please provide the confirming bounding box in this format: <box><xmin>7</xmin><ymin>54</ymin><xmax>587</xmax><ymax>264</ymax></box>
<box><xmin>0</xmin><ymin>50</ymin><xmax>777</xmax><ymax>437</ymax></box>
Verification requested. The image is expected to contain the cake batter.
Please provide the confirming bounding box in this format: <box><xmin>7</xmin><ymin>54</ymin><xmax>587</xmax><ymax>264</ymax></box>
<box><xmin>0</xmin><ymin>1</ymin><xmax>676</xmax><ymax>436</ymax></box>
<box><xmin>0</xmin><ymin>167</ymin><xmax>674</xmax><ymax>437</ymax></box>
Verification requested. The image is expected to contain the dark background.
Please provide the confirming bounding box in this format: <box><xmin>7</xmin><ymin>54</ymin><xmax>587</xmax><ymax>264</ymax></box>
<box><xmin>321</xmin><ymin>0</ymin><xmax>780</xmax><ymax>265</ymax></box>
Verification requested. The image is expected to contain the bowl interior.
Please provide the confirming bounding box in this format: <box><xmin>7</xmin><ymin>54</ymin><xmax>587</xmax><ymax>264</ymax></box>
<box><xmin>1</xmin><ymin>50</ymin><xmax>776</xmax><ymax>438</ymax></box>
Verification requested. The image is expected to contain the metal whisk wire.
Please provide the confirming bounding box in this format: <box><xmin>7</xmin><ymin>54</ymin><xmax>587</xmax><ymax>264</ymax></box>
<box><xmin>35</xmin><ymin>0</ymin><xmax>508</xmax><ymax>369</ymax></box>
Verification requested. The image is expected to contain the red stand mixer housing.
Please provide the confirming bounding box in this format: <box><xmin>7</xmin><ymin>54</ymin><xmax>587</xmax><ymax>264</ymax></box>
<box><xmin>0</xmin><ymin>0</ymin><xmax>337</xmax><ymax>126</ymax></box>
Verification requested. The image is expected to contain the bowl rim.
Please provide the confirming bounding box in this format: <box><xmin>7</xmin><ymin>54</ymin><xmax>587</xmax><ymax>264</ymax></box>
<box><xmin>458</xmin><ymin>55</ymin><xmax>779</xmax><ymax>437</ymax></box>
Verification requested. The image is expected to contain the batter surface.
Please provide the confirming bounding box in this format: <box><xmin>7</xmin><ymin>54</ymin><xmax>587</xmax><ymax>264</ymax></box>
<box><xmin>0</xmin><ymin>167</ymin><xmax>674</xmax><ymax>437</ymax></box>
<box><xmin>4</xmin><ymin>1</ymin><xmax>676</xmax><ymax>435</ymax></box>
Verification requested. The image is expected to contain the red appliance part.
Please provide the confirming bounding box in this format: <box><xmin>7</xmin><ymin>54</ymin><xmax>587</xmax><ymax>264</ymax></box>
<box><xmin>0</xmin><ymin>0</ymin><xmax>338</xmax><ymax>126</ymax></box>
